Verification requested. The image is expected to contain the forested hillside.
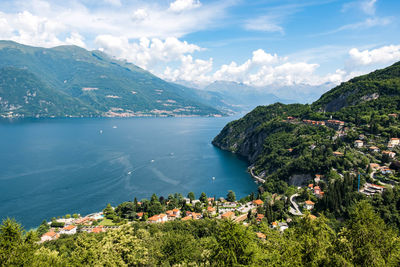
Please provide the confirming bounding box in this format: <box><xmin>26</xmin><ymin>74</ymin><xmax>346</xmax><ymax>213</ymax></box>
<box><xmin>0</xmin><ymin>41</ymin><xmax>223</xmax><ymax>118</ymax></box>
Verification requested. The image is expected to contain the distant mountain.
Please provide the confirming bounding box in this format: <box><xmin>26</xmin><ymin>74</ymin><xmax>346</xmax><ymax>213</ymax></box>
<box><xmin>203</xmin><ymin>81</ymin><xmax>293</xmax><ymax>112</ymax></box>
<box><xmin>0</xmin><ymin>41</ymin><xmax>222</xmax><ymax>118</ymax></box>
<box><xmin>269</xmin><ymin>83</ymin><xmax>334</xmax><ymax>104</ymax></box>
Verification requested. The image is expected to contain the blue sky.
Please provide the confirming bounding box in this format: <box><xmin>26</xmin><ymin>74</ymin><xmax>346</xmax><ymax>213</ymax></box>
<box><xmin>0</xmin><ymin>0</ymin><xmax>399</xmax><ymax>88</ymax></box>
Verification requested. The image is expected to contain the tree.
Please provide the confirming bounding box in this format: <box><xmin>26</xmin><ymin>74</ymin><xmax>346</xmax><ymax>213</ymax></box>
<box><xmin>339</xmin><ymin>201</ymin><xmax>400</xmax><ymax>266</ymax></box>
<box><xmin>37</xmin><ymin>220</ymin><xmax>50</xmax><ymax>237</ymax></box>
<box><xmin>210</xmin><ymin>220</ymin><xmax>259</xmax><ymax>266</ymax></box>
<box><xmin>103</xmin><ymin>203</ymin><xmax>116</xmax><ymax>219</ymax></box>
<box><xmin>199</xmin><ymin>192</ymin><xmax>207</xmax><ymax>203</ymax></box>
<box><xmin>0</xmin><ymin>218</ymin><xmax>35</xmax><ymax>266</ymax></box>
<box><xmin>226</xmin><ymin>190</ymin><xmax>236</xmax><ymax>202</ymax></box>
<box><xmin>150</xmin><ymin>194</ymin><xmax>158</xmax><ymax>204</ymax></box>
<box><xmin>194</xmin><ymin>202</ymin><xmax>202</xmax><ymax>213</ymax></box>
<box><xmin>187</xmin><ymin>192</ymin><xmax>195</xmax><ymax>202</ymax></box>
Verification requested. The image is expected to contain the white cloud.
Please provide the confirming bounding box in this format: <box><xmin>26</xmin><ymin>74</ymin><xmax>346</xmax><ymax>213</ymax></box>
<box><xmin>342</xmin><ymin>0</ymin><xmax>378</xmax><ymax>15</ymax></box>
<box><xmin>65</xmin><ymin>32</ymin><xmax>86</xmax><ymax>48</ymax></box>
<box><xmin>169</xmin><ymin>0</ymin><xmax>202</xmax><ymax>13</ymax></box>
<box><xmin>131</xmin><ymin>9</ymin><xmax>148</xmax><ymax>21</ymax></box>
<box><xmin>95</xmin><ymin>35</ymin><xmax>202</xmax><ymax>70</ymax></box>
<box><xmin>361</xmin><ymin>0</ymin><xmax>377</xmax><ymax>15</ymax></box>
<box><xmin>348</xmin><ymin>45</ymin><xmax>400</xmax><ymax>66</ymax></box>
<box><xmin>244</xmin><ymin>15</ymin><xmax>284</xmax><ymax>34</ymax></box>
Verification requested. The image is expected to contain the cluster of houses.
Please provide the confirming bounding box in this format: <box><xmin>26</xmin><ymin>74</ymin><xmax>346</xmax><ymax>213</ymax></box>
<box><xmin>360</xmin><ymin>183</ymin><xmax>385</xmax><ymax>196</ymax></box>
<box><xmin>40</xmin><ymin>212</ymin><xmax>107</xmax><ymax>243</ymax></box>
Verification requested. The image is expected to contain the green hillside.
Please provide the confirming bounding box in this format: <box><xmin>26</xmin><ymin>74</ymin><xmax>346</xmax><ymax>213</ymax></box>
<box><xmin>213</xmin><ymin>62</ymin><xmax>400</xmax><ymax>218</ymax></box>
<box><xmin>0</xmin><ymin>41</ymin><xmax>222</xmax><ymax>118</ymax></box>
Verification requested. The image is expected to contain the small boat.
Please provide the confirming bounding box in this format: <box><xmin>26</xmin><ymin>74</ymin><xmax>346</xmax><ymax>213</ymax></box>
<box><xmin>170</xmin><ymin>152</ymin><xmax>174</xmax><ymax>156</ymax></box>
<box><xmin>127</xmin><ymin>171</ymin><xmax>132</xmax><ymax>175</ymax></box>
<box><xmin>212</xmin><ymin>176</ymin><xmax>216</xmax><ymax>180</ymax></box>
<box><xmin>150</xmin><ymin>159</ymin><xmax>155</xmax><ymax>163</ymax></box>
<box><xmin>112</xmin><ymin>126</ymin><xmax>117</xmax><ymax>129</ymax></box>
<box><xmin>100</xmin><ymin>130</ymin><xmax>103</xmax><ymax>134</ymax></box>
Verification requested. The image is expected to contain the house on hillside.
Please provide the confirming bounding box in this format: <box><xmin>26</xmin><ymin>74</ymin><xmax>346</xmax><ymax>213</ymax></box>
<box><xmin>354</xmin><ymin>140</ymin><xmax>364</xmax><ymax>148</ymax></box>
<box><xmin>304</xmin><ymin>200</ymin><xmax>315</xmax><ymax>210</ymax></box>
<box><xmin>253</xmin><ymin>199</ymin><xmax>264</xmax><ymax>206</ymax></box>
<box><xmin>313</xmin><ymin>186</ymin><xmax>324</xmax><ymax>198</ymax></box>
<box><xmin>382</xmin><ymin>150</ymin><xmax>396</xmax><ymax>158</ymax></box>
<box><xmin>221</xmin><ymin>211</ymin><xmax>235</xmax><ymax>220</ymax></box>
<box><xmin>207</xmin><ymin>206</ymin><xmax>216</xmax><ymax>215</ymax></box>
<box><xmin>148</xmin><ymin>214</ymin><xmax>168</xmax><ymax>223</ymax></box>
<box><xmin>333</xmin><ymin>151</ymin><xmax>344</xmax><ymax>157</ymax></box>
<box><xmin>59</xmin><ymin>225</ymin><xmax>77</xmax><ymax>235</ymax></box>
<box><xmin>41</xmin><ymin>231</ymin><xmax>60</xmax><ymax>242</ymax></box>
<box><xmin>369</xmin><ymin>146</ymin><xmax>380</xmax><ymax>153</ymax></box>
<box><xmin>256</xmin><ymin>214</ymin><xmax>264</xmax><ymax>222</ymax></box>
<box><xmin>388</xmin><ymin>138</ymin><xmax>400</xmax><ymax>148</ymax></box>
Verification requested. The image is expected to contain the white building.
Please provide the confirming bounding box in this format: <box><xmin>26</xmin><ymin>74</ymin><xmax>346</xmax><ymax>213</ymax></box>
<box><xmin>304</xmin><ymin>200</ymin><xmax>315</xmax><ymax>210</ymax></box>
<box><xmin>59</xmin><ymin>225</ymin><xmax>77</xmax><ymax>235</ymax></box>
<box><xmin>354</xmin><ymin>140</ymin><xmax>363</xmax><ymax>148</ymax></box>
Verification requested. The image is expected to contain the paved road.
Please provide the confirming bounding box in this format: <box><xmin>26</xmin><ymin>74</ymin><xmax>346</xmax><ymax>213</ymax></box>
<box><xmin>249</xmin><ymin>167</ymin><xmax>266</xmax><ymax>184</ymax></box>
<box><xmin>289</xmin><ymin>193</ymin><xmax>303</xmax><ymax>216</ymax></box>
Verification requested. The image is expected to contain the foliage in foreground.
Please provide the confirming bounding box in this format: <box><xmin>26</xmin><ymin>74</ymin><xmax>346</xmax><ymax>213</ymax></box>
<box><xmin>1</xmin><ymin>201</ymin><xmax>399</xmax><ymax>266</ymax></box>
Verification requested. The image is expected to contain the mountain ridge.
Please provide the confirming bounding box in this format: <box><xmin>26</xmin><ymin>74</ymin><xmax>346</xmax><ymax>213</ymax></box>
<box><xmin>0</xmin><ymin>40</ymin><xmax>223</xmax><ymax>118</ymax></box>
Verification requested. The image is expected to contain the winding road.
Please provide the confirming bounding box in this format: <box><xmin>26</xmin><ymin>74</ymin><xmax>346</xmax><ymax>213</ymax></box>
<box><xmin>289</xmin><ymin>193</ymin><xmax>303</xmax><ymax>216</ymax></box>
<box><xmin>249</xmin><ymin>166</ymin><xmax>266</xmax><ymax>184</ymax></box>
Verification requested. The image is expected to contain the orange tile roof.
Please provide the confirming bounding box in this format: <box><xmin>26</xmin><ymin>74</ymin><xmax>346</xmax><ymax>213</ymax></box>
<box><xmin>314</xmin><ymin>186</ymin><xmax>321</xmax><ymax>190</ymax></box>
<box><xmin>305</xmin><ymin>200</ymin><xmax>315</xmax><ymax>205</ymax></box>
<box><xmin>63</xmin><ymin>225</ymin><xmax>76</xmax><ymax>231</ymax></box>
<box><xmin>308</xmin><ymin>184</ymin><xmax>314</xmax><ymax>188</ymax></box>
<box><xmin>221</xmin><ymin>211</ymin><xmax>235</xmax><ymax>219</ymax></box>
<box><xmin>92</xmin><ymin>226</ymin><xmax>104</xmax><ymax>233</ymax></box>
<box><xmin>172</xmin><ymin>208</ymin><xmax>179</xmax><ymax>212</ymax></box>
<box><xmin>148</xmin><ymin>215</ymin><xmax>160</xmax><ymax>221</ymax></box>
<box><xmin>256</xmin><ymin>232</ymin><xmax>266</xmax><ymax>239</ymax></box>
<box><xmin>43</xmin><ymin>231</ymin><xmax>57</xmax><ymax>237</ymax></box>
<box><xmin>136</xmin><ymin>212</ymin><xmax>144</xmax><ymax>217</ymax></box>
<box><xmin>253</xmin><ymin>199</ymin><xmax>263</xmax><ymax>205</ymax></box>
<box><xmin>166</xmin><ymin>210</ymin><xmax>173</xmax><ymax>215</ymax></box>
<box><xmin>257</xmin><ymin>214</ymin><xmax>264</xmax><ymax>219</ymax></box>
<box><xmin>207</xmin><ymin>206</ymin><xmax>215</xmax><ymax>211</ymax></box>
<box><xmin>272</xmin><ymin>221</ymin><xmax>278</xmax><ymax>226</ymax></box>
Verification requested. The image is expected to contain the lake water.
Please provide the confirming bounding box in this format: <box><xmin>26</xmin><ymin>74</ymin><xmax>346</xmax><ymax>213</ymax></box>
<box><xmin>0</xmin><ymin>117</ymin><xmax>257</xmax><ymax>229</ymax></box>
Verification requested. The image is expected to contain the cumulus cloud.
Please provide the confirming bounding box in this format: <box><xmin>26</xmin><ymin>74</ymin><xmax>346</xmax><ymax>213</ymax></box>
<box><xmin>348</xmin><ymin>45</ymin><xmax>400</xmax><ymax>66</ymax></box>
<box><xmin>95</xmin><ymin>36</ymin><xmax>202</xmax><ymax>70</ymax></box>
<box><xmin>169</xmin><ymin>0</ymin><xmax>202</xmax><ymax>13</ymax></box>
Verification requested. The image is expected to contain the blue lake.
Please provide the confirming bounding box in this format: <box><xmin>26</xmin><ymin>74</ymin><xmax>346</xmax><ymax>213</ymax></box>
<box><xmin>0</xmin><ymin>117</ymin><xmax>257</xmax><ymax>229</ymax></box>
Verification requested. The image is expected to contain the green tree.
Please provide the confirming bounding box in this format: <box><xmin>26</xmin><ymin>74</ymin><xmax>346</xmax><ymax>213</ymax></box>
<box><xmin>199</xmin><ymin>192</ymin><xmax>207</xmax><ymax>203</ymax></box>
<box><xmin>103</xmin><ymin>203</ymin><xmax>116</xmax><ymax>219</ymax></box>
<box><xmin>226</xmin><ymin>190</ymin><xmax>236</xmax><ymax>202</ymax></box>
<box><xmin>210</xmin><ymin>220</ymin><xmax>259</xmax><ymax>266</ymax></box>
<box><xmin>187</xmin><ymin>192</ymin><xmax>195</xmax><ymax>202</ymax></box>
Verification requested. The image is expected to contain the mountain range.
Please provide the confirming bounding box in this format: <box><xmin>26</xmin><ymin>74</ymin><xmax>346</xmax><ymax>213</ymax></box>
<box><xmin>0</xmin><ymin>40</ymin><xmax>335</xmax><ymax>118</ymax></box>
<box><xmin>0</xmin><ymin>41</ymin><xmax>226</xmax><ymax>118</ymax></box>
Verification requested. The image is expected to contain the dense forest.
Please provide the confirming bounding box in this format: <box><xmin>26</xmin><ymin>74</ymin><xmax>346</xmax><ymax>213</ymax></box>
<box><xmin>1</xmin><ymin>200</ymin><xmax>400</xmax><ymax>266</ymax></box>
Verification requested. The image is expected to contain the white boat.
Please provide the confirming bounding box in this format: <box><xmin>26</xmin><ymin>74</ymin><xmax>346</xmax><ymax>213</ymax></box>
<box><xmin>100</xmin><ymin>130</ymin><xmax>103</xmax><ymax>134</ymax></box>
<box><xmin>112</xmin><ymin>126</ymin><xmax>117</xmax><ymax>129</ymax></box>
<box><xmin>127</xmin><ymin>171</ymin><xmax>132</xmax><ymax>175</ymax></box>
<box><xmin>150</xmin><ymin>159</ymin><xmax>155</xmax><ymax>163</ymax></box>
